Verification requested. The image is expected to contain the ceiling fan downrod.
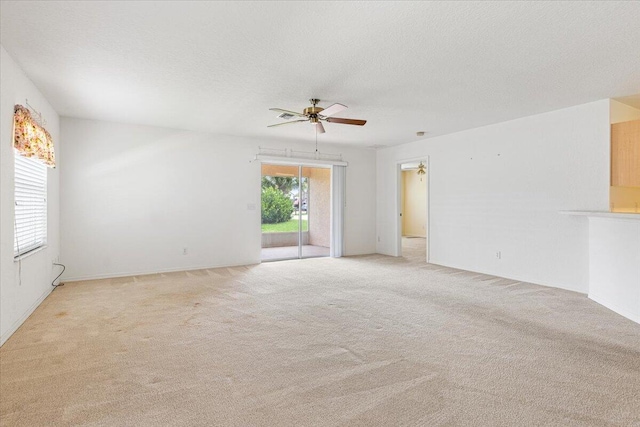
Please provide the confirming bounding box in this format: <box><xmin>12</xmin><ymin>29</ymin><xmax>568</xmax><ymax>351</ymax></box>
<box><xmin>304</xmin><ymin>98</ymin><xmax>324</xmax><ymax>117</ymax></box>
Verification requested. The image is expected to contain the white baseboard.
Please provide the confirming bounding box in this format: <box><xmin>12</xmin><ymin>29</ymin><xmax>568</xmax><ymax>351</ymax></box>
<box><xmin>0</xmin><ymin>285</ymin><xmax>54</xmax><ymax>347</ymax></box>
<box><xmin>589</xmin><ymin>293</ymin><xmax>640</xmax><ymax>325</ymax></box>
<box><xmin>62</xmin><ymin>259</ymin><xmax>261</xmax><ymax>283</ymax></box>
<box><xmin>426</xmin><ymin>258</ymin><xmax>588</xmax><ymax>295</ymax></box>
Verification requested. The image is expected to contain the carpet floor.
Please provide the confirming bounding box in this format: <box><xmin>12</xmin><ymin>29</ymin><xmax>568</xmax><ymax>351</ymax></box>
<box><xmin>1</xmin><ymin>238</ymin><xmax>639</xmax><ymax>426</ymax></box>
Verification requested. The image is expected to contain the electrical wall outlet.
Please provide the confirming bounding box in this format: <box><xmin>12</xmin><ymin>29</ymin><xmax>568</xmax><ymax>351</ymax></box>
<box><xmin>183</xmin><ymin>247</ymin><xmax>188</xmax><ymax>255</ymax></box>
<box><xmin>496</xmin><ymin>251</ymin><xmax>501</xmax><ymax>260</ymax></box>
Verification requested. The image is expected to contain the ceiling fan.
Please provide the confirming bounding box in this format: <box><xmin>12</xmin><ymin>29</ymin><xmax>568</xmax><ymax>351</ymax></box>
<box><xmin>268</xmin><ymin>99</ymin><xmax>366</xmax><ymax>134</ymax></box>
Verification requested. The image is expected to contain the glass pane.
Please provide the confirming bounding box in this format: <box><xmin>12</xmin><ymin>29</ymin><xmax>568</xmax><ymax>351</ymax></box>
<box><xmin>301</xmin><ymin>167</ymin><xmax>330</xmax><ymax>259</ymax></box>
<box><xmin>260</xmin><ymin>164</ymin><xmax>300</xmax><ymax>261</ymax></box>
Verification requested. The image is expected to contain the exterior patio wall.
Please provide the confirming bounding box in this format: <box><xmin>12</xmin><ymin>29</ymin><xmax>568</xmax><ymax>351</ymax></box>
<box><xmin>307</xmin><ymin>168</ymin><xmax>331</xmax><ymax>248</ymax></box>
<box><xmin>262</xmin><ymin>231</ymin><xmax>309</xmax><ymax>248</ymax></box>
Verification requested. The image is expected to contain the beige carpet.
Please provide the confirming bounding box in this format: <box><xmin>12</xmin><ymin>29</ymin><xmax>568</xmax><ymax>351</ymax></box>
<box><xmin>2</xmin><ymin>238</ymin><xmax>640</xmax><ymax>426</ymax></box>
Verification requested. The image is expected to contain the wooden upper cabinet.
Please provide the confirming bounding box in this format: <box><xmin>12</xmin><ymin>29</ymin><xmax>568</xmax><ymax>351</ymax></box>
<box><xmin>611</xmin><ymin>119</ymin><xmax>640</xmax><ymax>187</ymax></box>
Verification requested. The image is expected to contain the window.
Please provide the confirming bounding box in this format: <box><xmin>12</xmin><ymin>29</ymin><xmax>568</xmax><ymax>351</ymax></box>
<box><xmin>14</xmin><ymin>150</ymin><xmax>47</xmax><ymax>257</ymax></box>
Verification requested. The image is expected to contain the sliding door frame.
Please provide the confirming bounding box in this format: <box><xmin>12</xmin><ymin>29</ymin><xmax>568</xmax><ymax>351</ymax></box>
<box><xmin>260</xmin><ymin>160</ymin><xmax>333</xmax><ymax>262</ymax></box>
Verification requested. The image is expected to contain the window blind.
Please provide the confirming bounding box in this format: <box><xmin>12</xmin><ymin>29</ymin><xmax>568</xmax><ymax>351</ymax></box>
<box><xmin>14</xmin><ymin>150</ymin><xmax>47</xmax><ymax>257</ymax></box>
<box><xmin>330</xmin><ymin>165</ymin><xmax>346</xmax><ymax>258</ymax></box>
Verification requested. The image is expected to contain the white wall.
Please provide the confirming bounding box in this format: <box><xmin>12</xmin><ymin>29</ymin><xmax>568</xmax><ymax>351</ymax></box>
<box><xmin>60</xmin><ymin>118</ymin><xmax>376</xmax><ymax>281</ymax></box>
<box><xmin>1</xmin><ymin>46</ymin><xmax>61</xmax><ymax>345</ymax></box>
<box><xmin>588</xmin><ymin>216</ymin><xmax>640</xmax><ymax>324</ymax></box>
<box><xmin>377</xmin><ymin>100</ymin><xmax>610</xmax><ymax>293</ymax></box>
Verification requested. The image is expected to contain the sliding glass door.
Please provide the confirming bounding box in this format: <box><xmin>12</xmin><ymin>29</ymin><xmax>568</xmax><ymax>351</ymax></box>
<box><xmin>261</xmin><ymin>163</ymin><xmax>330</xmax><ymax>262</ymax></box>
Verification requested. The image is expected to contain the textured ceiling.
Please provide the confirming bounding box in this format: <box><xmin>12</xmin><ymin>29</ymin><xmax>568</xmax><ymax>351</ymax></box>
<box><xmin>1</xmin><ymin>1</ymin><xmax>639</xmax><ymax>147</ymax></box>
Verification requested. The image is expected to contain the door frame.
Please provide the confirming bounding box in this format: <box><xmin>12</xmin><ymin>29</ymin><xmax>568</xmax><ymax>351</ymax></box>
<box><xmin>396</xmin><ymin>156</ymin><xmax>430</xmax><ymax>262</ymax></box>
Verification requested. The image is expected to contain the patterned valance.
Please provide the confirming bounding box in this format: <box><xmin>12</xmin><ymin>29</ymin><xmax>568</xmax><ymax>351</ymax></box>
<box><xmin>13</xmin><ymin>104</ymin><xmax>55</xmax><ymax>167</ymax></box>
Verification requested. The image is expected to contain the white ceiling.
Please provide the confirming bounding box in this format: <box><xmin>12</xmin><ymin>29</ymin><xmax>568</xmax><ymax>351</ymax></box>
<box><xmin>1</xmin><ymin>1</ymin><xmax>639</xmax><ymax>147</ymax></box>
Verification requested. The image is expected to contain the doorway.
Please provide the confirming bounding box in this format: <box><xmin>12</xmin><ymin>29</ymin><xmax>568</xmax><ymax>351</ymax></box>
<box><xmin>398</xmin><ymin>160</ymin><xmax>429</xmax><ymax>262</ymax></box>
<box><xmin>261</xmin><ymin>163</ymin><xmax>331</xmax><ymax>262</ymax></box>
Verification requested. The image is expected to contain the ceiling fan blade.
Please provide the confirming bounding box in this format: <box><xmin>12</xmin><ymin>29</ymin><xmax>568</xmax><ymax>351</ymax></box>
<box><xmin>267</xmin><ymin>119</ymin><xmax>308</xmax><ymax>128</ymax></box>
<box><xmin>319</xmin><ymin>103</ymin><xmax>347</xmax><ymax>117</ymax></box>
<box><xmin>269</xmin><ymin>108</ymin><xmax>307</xmax><ymax>118</ymax></box>
<box><xmin>325</xmin><ymin>117</ymin><xmax>367</xmax><ymax>126</ymax></box>
<box><xmin>316</xmin><ymin>122</ymin><xmax>326</xmax><ymax>134</ymax></box>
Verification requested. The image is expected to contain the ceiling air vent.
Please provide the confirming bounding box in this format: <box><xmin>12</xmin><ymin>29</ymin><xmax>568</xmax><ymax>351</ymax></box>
<box><xmin>277</xmin><ymin>112</ymin><xmax>296</xmax><ymax>120</ymax></box>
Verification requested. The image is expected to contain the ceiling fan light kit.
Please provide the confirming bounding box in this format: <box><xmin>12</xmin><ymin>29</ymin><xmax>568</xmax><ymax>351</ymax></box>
<box><xmin>268</xmin><ymin>99</ymin><xmax>366</xmax><ymax>134</ymax></box>
<box><xmin>417</xmin><ymin>161</ymin><xmax>426</xmax><ymax>181</ymax></box>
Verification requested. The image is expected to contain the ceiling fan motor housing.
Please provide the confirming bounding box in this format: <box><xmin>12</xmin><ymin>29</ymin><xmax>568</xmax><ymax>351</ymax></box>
<box><xmin>303</xmin><ymin>106</ymin><xmax>324</xmax><ymax>116</ymax></box>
